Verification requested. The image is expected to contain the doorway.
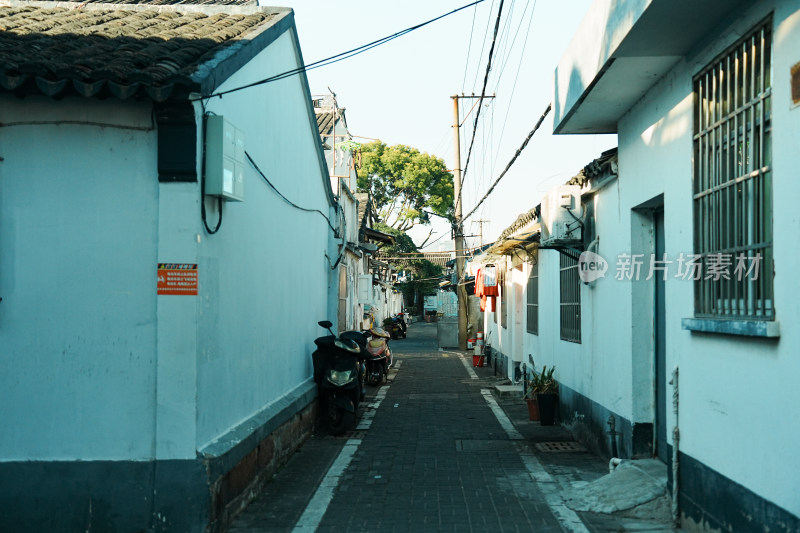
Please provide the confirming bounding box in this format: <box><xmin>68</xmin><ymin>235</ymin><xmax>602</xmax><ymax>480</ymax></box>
<box><xmin>513</xmin><ymin>265</ymin><xmax>524</xmax><ymax>379</ymax></box>
<box><xmin>654</xmin><ymin>208</ymin><xmax>667</xmax><ymax>463</ymax></box>
<box><xmin>631</xmin><ymin>196</ymin><xmax>665</xmax><ymax>460</ymax></box>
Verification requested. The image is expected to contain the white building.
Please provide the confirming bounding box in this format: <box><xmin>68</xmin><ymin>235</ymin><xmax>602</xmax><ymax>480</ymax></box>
<box><xmin>482</xmin><ymin>1</ymin><xmax>800</xmax><ymax>530</ymax></box>
<box><xmin>315</xmin><ymin>94</ymin><xmax>367</xmax><ymax>332</ymax></box>
<box><xmin>313</xmin><ymin>95</ymin><xmax>402</xmax><ymax>332</ymax></box>
<box><xmin>0</xmin><ymin>2</ymin><xmax>338</xmax><ymax>532</ymax></box>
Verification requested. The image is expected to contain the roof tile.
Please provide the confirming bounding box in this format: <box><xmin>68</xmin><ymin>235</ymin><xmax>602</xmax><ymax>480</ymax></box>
<box><xmin>0</xmin><ymin>1</ymin><xmax>287</xmax><ymax>100</ymax></box>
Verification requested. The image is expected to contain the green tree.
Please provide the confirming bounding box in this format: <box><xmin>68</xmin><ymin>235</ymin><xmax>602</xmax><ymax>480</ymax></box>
<box><xmin>357</xmin><ymin>141</ymin><xmax>454</xmax><ymax>233</ymax></box>
<box><xmin>375</xmin><ymin>223</ymin><xmax>443</xmax><ymax>311</ymax></box>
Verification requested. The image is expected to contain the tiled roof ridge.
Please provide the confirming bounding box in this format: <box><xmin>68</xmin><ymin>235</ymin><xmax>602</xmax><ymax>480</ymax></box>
<box><xmin>497</xmin><ymin>206</ymin><xmax>539</xmax><ymax>242</ymax></box>
<box><xmin>495</xmin><ymin>148</ymin><xmax>618</xmax><ymax>242</ymax></box>
<box><xmin>3</xmin><ymin>0</ymin><xmax>267</xmax><ymax>12</ymax></box>
<box><xmin>0</xmin><ymin>1</ymin><xmax>292</xmax><ymax>101</ymax></box>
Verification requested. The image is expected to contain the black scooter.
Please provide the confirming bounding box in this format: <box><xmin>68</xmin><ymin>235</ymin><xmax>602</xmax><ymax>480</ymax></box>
<box><xmin>387</xmin><ymin>314</ymin><xmax>407</xmax><ymax>339</ymax></box>
<box><xmin>312</xmin><ymin>321</ymin><xmax>366</xmax><ymax>435</ymax></box>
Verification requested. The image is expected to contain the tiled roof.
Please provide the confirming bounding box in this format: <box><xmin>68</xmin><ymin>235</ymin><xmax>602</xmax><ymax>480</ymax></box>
<box><xmin>566</xmin><ymin>147</ymin><xmax>618</xmax><ymax>187</ymax></box>
<box><xmin>422</xmin><ymin>252</ymin><xmax>451</xmax><ymax>267</ymax></box>
<box><xmin>314</xmin><ymin>108</ymin><xmax>348</xmax><ymax>137</ymax></box>
<box><xmin>492</xmin><ymin>148</ymin><xmax>618</xmax><ymax>248</ymax></box>
<box><xmin>0</xmin><ymin>1</ymin><xmax>290</xmax><ymax>101</ymax></box>
<box><xmin>497</xmin><ymin>206</ymin><xmax>540</xmax><ymax>242</ymax></box>
<box><xmin>316</xmin><ymin>111</ymin><xmax>334</xmax><ymax>136</ymax></box>
<box><xmin>79</xmin><ymin>0</ymin><xmax>256</xmax><ymax>5</ymax></box>
<box><xmin>354</xmin><ymin>192</ymin><xmax>369</xmax><ymax>231</ymax></box>
<box><xmin>376</xmin><ymin>252</ymin><xmax>451</xmax><ymax>268</ymax></box>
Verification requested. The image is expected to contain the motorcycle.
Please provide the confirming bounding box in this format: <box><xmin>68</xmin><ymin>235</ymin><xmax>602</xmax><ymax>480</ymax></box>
<box><xmin>364</xmin><ymin>327</ymin><xmax>392</xmax><ymax>386</ymax></box>
<box><xmin>385</xmin><ymin>314</ymin><xmax>407</xmax><ymax>340</ymax></box>
<box><xmin>395</xmin><ymin>313</ymin><xmax>407</xmax><ymax>338</ymax></box>
<box><xmin>312</xmin><ymin>320</ymin><xmax>366</xmax><ymax>435</ymax></box>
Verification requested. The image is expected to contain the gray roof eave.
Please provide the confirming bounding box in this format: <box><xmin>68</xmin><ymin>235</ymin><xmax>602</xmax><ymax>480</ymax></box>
<box><xmin>194</xmin><ymin>8</ymin><xmax>293</xmax><ymax>97</ymax></box>
<box><xmin>553</xmin><ymin>0</ymin><xmax>751</xmax><ymax>134</ymax></box>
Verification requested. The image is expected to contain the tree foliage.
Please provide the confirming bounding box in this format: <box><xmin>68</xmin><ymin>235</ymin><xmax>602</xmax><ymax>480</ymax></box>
<box><xmin>375</xmin><ymin>223</ymin><xmax>442</xmax><ymax>309</ymax></box>
<box><xmin>357</xmin><ymin>141</ymin><xmax>454</xmax><ymax>232</ymax></box>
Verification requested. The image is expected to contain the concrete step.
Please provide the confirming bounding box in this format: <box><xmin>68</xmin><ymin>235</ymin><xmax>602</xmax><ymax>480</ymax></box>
<box><xmin>494</xmin><ymin>383</ymin><xmax>524</xmax><ymax>399</ymax></box>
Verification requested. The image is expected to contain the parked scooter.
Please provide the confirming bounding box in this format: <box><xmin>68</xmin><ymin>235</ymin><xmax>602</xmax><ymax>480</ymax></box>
<box><xmin>385</xmin><ymin>314</ymin><xmax>407</xmax><ymax>340</ymax></box>
<box><xmin>395</xmin><ymin>313</ymin><xmax>407</xmax><ymax>338</ymax></box>
<box><xmin>312</xmin><ymin>321</ymin><xmax>366</xmax><ymax>435</ymax></box>
<box><xmin>364</xmin><ymin>327</ymin><xmax>393</xmax><ymax>386</ymax></box>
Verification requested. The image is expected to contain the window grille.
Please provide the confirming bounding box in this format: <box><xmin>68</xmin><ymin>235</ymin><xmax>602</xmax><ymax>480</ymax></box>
<box><xmin>560</xmin><ymin>253</ymin><xmax>581</xmax><ymax>343</ymax></box>
<box><xmin>526</xmin><ymin>259</ymin><xmax>539</xmax><ymax>335</ymax></box>
<box><xmin>693</xmin><ymin>19</ymin><xmax>773</xmax><ymax>320</ymax></box>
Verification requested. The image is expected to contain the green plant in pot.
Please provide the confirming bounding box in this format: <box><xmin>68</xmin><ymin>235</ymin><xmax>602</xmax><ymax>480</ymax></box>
<box><xmin>532</xmin><ymin>365</ymin><xmax>558</xmax><ymax>426</ymax></box>
<box><xmin>523</xmin><ymin>376</ymin><xmax>540</xmax><ymax>421</ymax></box>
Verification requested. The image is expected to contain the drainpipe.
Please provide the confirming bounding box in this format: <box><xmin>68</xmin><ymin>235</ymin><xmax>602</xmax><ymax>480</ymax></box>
<box><xmin>606</xmin><ymin>414</ymin><xmax>619</xmax><ymax>458</ymax></box>
<box><xmin>669</xmin><ymin>366</ymin><xmax>680</xmax><ymax>527</ymax></box>
<box><xmin>521</xmin><ymin>363</ymin><xmax>527</xmax><ymax>398</ymax></box>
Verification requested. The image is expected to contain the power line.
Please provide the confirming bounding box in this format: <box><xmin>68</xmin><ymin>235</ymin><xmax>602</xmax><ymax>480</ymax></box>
<box><xmin>245</xmin><ymin>151</ymin><xmax>336</xmax><ymax>233</ymax></box>
<box><xmin>461</xmin><ymin>3</ymin><xmax>479</xmax><ymax>92</ymax></box>
<box><xmin>493</xmin><ymin>0</ymin><xmax>517</xmax><ymax>85</ymax></box>
<box><xmin>195</xmin><ymin>0</ymin><xmax>485</xmax><ymax>101</ymax></box>
<box><xmin>422</xmin><ymin>230</ymin><xmax>451</xmax><ymax>250</ymax></box>
<box><xmin>470</xmin><ymin>0</ymin><xmax>496</xmax><ymax>91</ymax></box>
<box><xmin>463</xmin><ymin>102</ymin><xmax>550</xmax><ymax>222</ymax></box>
<box><xmin>493</xmin><ymin>0</ymin><xmax>538</xmax><ymax>175</ymax></box>
<box><xmin>460</xmin><ymin>0</ymin><xmax>505</xmax><ymax>190</ymax></box>
<box><xmin>493</xmin><ymin>0</ymin><xmax>533</xmax><ymax>93</ymax></box>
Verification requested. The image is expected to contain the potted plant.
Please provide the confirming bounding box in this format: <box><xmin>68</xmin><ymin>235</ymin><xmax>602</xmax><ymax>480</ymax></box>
<box><xmin>523</xmin><ymin>381</ymin><xmax>540</xmax><ymax>421</ymax></box>
<box><xmin>533</xmin><ymin>365</ymin><xmax>558</xmax><ymax>425</ymax></box>
<box><xmin>522</xmin><ymin>363</ymin><xmax>549</xmax><ymax>422</ymax></box>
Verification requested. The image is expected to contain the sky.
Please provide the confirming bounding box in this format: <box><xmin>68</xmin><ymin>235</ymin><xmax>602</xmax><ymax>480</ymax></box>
<box><xmin>279</xmin><ymin>0</ymin><xmax>616</xmax><ymax>251</ymax></box>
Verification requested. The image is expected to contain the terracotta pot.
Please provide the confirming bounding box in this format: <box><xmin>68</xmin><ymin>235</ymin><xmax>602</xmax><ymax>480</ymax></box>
<box><xmin>525</xmin><ymin>397</ymin><xmax>540</xmax><ymax>421</ymax></box>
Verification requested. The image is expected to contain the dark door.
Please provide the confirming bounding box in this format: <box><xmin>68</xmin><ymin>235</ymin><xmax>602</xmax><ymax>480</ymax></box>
<box><xmin>655</xmin><ymin>209</ymin><xmax>668</xmax><ymax>463</ymax></box>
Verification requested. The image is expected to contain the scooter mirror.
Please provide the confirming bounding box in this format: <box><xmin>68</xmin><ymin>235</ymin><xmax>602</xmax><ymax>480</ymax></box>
<box><xmin>318</xmin><ymin>320</ymin><xmax>333</xmax><ymax>329</ymax></box>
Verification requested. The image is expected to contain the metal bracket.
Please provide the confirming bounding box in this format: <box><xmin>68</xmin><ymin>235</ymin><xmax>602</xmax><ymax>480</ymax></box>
<box><xmin>537</xmin><ymin>244</ymin><xmax>583</xmax><ymax>261</ymax></box>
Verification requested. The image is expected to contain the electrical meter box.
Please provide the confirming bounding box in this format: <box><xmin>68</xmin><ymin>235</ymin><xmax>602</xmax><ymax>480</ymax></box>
<box><xmin>205</xmin><ymin>115</ymin><xmax>245</xmax><ymax>201</ymax></box>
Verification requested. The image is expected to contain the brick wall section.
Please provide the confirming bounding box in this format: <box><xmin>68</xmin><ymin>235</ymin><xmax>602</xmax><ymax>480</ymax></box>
<box><xmin>207</xmin><ymin>402</ymin><xmax>317</xmax><ymax>533</ymax></box>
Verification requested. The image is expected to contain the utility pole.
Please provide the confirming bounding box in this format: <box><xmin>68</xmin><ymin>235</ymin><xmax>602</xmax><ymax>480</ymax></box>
<box><xmin>473</xmin><ymin>219</ymin><xmax>490</xmax><ymax>247</ymax></box>
<box><xmin>451</xmin><ymin>94</ymin><xmax>494</xmax><ymax>351</ymax></box>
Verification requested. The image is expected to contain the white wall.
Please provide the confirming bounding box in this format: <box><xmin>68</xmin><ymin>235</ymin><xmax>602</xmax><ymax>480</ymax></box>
<box><xmin>530</xmin><ymin>3</ymin><xmax>800</xmax><ymax>516</ymax></box>
<box><xmin>0</xmin><ymin>96</ymin><xmax>159</xmax><ymax>460</ymax></box>
<box><xmin>195</xmin><ymin>27</ymin><xmax>333</xmax><ymax>452</ymax></box>
<box><xmin>594</xmin><ymin>0</ymin><xmax>799</xmax><ymax>515</ymax></box>
<box><xmin>338</xmin><ymin>191</ymin><xmax>363</xmax><ymax>332</ymax></box>
<box><xmin>0</xmin><ymin>24</ymin><xmax>338</xmax><ymax>464</ymax></box>
<box><xmin>489</xmin><ymin>0</ymin><xmax>800</xmax><ymax>519</ymax></box>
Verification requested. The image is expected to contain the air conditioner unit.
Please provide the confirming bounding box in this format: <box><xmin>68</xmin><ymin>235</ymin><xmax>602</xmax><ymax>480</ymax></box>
<box><xmin>540</xmin><ymin>185</ymin><xmax>583</xmax><ymax>246</ymax></box>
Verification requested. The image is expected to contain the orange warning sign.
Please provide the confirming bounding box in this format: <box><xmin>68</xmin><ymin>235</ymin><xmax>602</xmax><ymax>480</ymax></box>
<box><xmin>157</xmin><ymin>263</ymin><xmax>198</xmax><ymax>295</ymax></box>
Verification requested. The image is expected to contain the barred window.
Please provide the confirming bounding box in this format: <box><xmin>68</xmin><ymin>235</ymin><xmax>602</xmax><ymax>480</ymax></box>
<box><xmin>693</xmin><ymin>19</ymin><xmax>773</xmax><ymax>320</ymax></box>
<box><xmin>526</xmin><ymin>259</ymin><xmax>539</xmax><ymax>335</ymax></box>
<box><xmin>560</xmin><ymin>253</ymin><xmax>581</xmax><ymax>343</ymax></box>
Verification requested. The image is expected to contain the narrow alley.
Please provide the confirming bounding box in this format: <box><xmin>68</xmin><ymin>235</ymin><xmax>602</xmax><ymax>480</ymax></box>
<box><xmin>227</xmin><ymin>322</ymin><xmax>674</xmax><ymax>533</ymax></box>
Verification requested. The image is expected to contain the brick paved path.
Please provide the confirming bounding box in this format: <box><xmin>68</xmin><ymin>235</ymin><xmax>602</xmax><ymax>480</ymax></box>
<box><xmin>227</xmin><ymin>322</ymin><xmax>652</xmax><ymax>533</ymax></box>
